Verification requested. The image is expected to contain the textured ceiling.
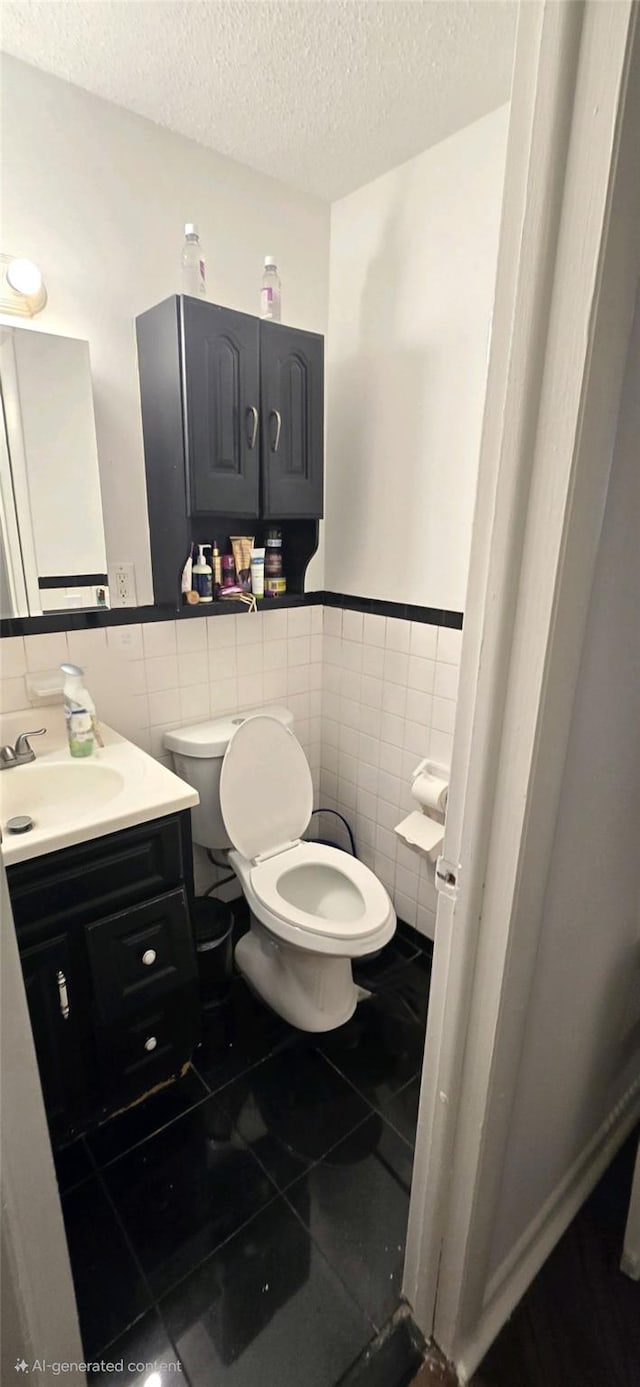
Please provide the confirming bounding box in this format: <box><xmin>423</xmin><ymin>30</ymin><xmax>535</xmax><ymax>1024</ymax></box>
<box><xmin>1</xmin><ymin>1</ymin><xmax>516</xmax><ymax>202</ymax></box>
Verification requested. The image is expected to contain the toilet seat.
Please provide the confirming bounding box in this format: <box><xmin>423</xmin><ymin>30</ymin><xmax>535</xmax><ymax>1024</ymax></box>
<box><xmin>220</xmin><ymin>716</ymin><xmax>395</xmax><ymax>958</ymax></box>
<box><xmin>253</xmin><ymin>841</ymin><xmax>393</xmax><ymax>939</ymax></box>
<box><xmin>230</xmin><ymin>843</ymin><xmax>396</xmax><ymax>957</ymax></box>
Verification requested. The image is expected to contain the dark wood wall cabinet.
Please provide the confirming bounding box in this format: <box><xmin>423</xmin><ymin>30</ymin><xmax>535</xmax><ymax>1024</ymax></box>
<box><xmin>136</xmin><ymin>296</ymin><xmax>324</xmax><ymax>607</ymax></box>
<box><xmin>8</xmin><ymin>813</ymin><xmax>200</xmax><ymax>1144</ymax></box>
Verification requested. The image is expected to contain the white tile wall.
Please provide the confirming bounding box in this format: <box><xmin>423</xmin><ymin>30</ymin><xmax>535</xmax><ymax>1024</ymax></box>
<box><xmin>0</xmin><ymin>600</ymin><xmax>461</xmax><ymax>939</ymax></box>
<box><xmin>320</xmin><ymin>607</ymin><xmax>462</xmax><ymax>939</ymax></box>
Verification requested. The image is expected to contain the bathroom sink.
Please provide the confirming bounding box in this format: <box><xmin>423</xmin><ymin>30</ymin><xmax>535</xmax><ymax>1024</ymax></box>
<box><xmin>0</xmin><ymin>761</ymin><xmax>125</xmax><ymax>830</ymax></box>
<box><xmin>0</xmin><ymin>715</ymin><xmax>198</xmax><ymax>866</ymax></box>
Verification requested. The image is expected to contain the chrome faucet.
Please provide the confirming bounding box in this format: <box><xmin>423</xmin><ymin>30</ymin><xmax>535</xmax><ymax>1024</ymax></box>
<box><xmin>0</xmin><ymin>728</ymin><xmax>46</xmax><ymax>770</ymax></box>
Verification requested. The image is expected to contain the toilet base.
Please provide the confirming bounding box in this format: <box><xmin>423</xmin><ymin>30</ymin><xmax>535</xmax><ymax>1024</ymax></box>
<box><xmin>235</xmin><ymin>917</ymin><xmax>361</xmax><ymax>1032</ymax></box>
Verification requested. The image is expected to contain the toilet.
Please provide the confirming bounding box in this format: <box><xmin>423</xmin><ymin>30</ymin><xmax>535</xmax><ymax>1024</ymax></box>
<box><xmin>165</xmin><ymin>707</ymin><xmax>396</xmax><ymax>1031</ymax></box>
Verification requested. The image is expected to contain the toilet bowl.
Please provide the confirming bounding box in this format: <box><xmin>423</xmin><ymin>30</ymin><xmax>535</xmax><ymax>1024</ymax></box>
<box><xmin>165</xmin><ymin>708</ymin><xmax>396</xmax><ymax>1031</ymax></box>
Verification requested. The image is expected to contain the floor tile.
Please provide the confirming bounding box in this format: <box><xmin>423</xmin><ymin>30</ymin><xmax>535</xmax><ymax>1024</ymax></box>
<box><xmin>103</xmin><ymin>1093</ymin><xmax>277</xmax><ymax>1297</ymax></box>
<box><xmin>86</xmin><ymin>1309</ymin><xmax>184</xmax><ymax>1385</ymax></box>
<box><xmin>53</xmin><ymin>1135</ymin><xmax>94</xmax><ymax>1192</ymax></box>
<box><xmin>61</xmin><ymin>1175</ymin><xmax>151</xmax><ymax>1358</ymax></box>
<box><xmin>378</xmin><ymin>1077</ymin><xmax>421</xmax><ymax>1147</ymax></box>
<box><xmin>287</xmin><ymin>1114</ymin><xmax>414</xmax><ymax>1328</ymax></box>
<box><xmin>194</xmin><ymin>976</ymin><xmax>293</xmax><ymax>1093</ymax></box>
<box><xmin>317</xmin><ymin>984</ymin><xmax>426</xmax><ymax>1111</ymax></box>
<box><xmin>382</xmin><ymin>953</ymin><xmax>432</xmax><ymax>1026</ymax></box>
<box><xmin>218</xmin><ymin>1043</ymin><xmax>371</xmax><ymax>1189</ymax></box>
<box><xmin>87</xmin><ymin>1067</ymin><xmax>209</xmax><ymax>1167</ymax></box>
<box><xmin>162</xmin><ymin>1195</ymin><xmax>372</xmax><ymax>1387</ymax></box>
<box><xmin>353</xmin><ymin>933</ymin><xmax>420</xmax><ymax>985</ymax></box>
<box><xmin>396</xmin><ymin>920</ymin><xmax>433</xmax><ymax>959</ymax></box>
<box><xmin>337</xmin><ymin>1313</ymin><xmax>425</xmax><ymax>1387</ymax></box>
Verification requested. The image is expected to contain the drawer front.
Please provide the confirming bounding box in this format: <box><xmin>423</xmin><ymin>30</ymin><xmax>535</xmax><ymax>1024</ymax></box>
<box><xmin>85</xmin><ymin>888</ymin><xmax>197</xmax><ymax>1024</ymax></box>
<box><xmin>96</xmin><ymin>988</ymin><xmax>199</xmax><ymax>1093</ymax></box>
<box><xmin>8</xmin><ymin>814</ymin><xmax>186</xmax><ymax>940</ymax></box>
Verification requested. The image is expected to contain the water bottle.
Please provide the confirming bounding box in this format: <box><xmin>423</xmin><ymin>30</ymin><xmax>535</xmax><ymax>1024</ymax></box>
<box><xmin>260</xmin><ymin>256</ymin><xmax>281</xmax><ymax>321</ymax></box>
<box><xmin>181</xmin><ymin>223</ymin><xmax>206</xmax><ymax>297</ymax></box>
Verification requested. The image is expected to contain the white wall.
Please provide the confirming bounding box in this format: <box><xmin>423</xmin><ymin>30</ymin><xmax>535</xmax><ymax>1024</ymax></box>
<box><xmin>325</xmin><ymin>105</ymin><xmax>508</xmax><ymax>610</ymax></box>
<box><xmin>487</xmin><ymin>294</ymin><xmax>640</xmax><ymax>1275</ymax></box>
<box><xmin>0</xmin><ymin>55</ymin><xmax>330</xmax><ymax>603</ymax></box>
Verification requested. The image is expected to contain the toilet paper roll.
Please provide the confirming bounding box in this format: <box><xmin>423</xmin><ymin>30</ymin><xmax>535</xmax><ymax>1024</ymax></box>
<box><xmin>411</xmin><ymin>771</ymin><xmax>448</xmax><ymax>813</ymax></box>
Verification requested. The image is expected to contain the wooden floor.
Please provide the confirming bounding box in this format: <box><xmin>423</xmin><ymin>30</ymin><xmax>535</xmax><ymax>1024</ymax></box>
<box><xmin>471</xmin><ymin>1130</ymin><xmax>640</xmax><ymax>1387</ymax></box>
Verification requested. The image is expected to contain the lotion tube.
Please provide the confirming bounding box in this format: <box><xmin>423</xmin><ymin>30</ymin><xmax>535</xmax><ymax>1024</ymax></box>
<box><xmin>250</xmin><ymin>547</ymin><xmax>265</xmax><ymax>598</ymax></box>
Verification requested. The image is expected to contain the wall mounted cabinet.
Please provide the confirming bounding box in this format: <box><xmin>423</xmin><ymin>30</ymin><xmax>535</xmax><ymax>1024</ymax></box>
<box><xmin>136</xmin><ymin>296</ymin><xmax>324</xmax><ymax>606</ymax></box>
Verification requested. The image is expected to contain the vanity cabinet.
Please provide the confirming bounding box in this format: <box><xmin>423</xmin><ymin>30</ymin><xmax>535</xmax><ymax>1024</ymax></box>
<box><xmin>20</xmin><ymin>933</ymin><xmax>93</xmax><ymax>1131</ymax></box>
<box><xmin>7</xmin><ymin>811</ymin><xmax>200</xmax><ymax>1143</ymax></box>
<box><xmin>136</xmin><ymin>295</ymin><xmax>324</xmax><ymax>605</ymax></box>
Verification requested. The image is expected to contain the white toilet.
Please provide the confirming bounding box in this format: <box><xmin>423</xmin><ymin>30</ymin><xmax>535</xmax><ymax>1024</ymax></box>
<box><xmin>165</xmin><ymin>707</ymin><xmax>396</xmax><ymax>1031</ymax></box>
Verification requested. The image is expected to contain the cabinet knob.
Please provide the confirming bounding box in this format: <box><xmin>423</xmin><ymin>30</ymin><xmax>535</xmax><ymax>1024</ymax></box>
<box><xmin>144</xmin><ymin>1035</ymin><xmax>157</xmax><ymax>1052</ymax></box>
<box><xmin>142</xmin><ymin>949</ymin><xmax>157</xmax><ymax>967</ymax></box>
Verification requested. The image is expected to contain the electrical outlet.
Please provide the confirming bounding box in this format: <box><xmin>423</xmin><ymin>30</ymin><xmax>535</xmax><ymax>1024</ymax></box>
<box><xmin>108</xmin><ymin>562</ymin><xmax>137</xmax><ymax>608</ymax></box>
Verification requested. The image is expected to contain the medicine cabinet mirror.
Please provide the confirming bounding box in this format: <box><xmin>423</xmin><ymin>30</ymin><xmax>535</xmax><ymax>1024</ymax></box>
<box><xmin>0</xmin><ymin>324</ymin><xmax>109</xmax><ymax>618</ymax></box>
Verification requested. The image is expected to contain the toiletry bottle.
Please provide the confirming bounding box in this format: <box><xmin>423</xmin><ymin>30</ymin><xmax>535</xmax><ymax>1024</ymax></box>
<box><xmin>260</xmin><ymin>257</ymin><xmax>281</xmax><ymax>322</ymax></box>
<box><xmin>250</xmin><ymin>547</ymin><xmax>265</xmax><ymax>599</ymax></box>
<box><xmin>265</xmin><ymin>527</ymin><xmax>283</xmax><ymax>577</ymax></box>
<box><xmin>221</xmin><ymin>553</ymin><xmax>235</xmax><ymax>588</ymax></box>
<box><xmin>192</xmin><ymin>544</ymin><xmax>213</xmax><ymax>602</ymax></box>
<box><xmin>61</xmin><ymin>663</ymin><xmax>99</xmax><ymax>758</ymax></box>
<box><xmin>181</xmin><ymin>223</ymin><xmax>207</xmax><ymax>298</ymax></box>
<box><xmin>211</xmin><ymin>540</ymin><xmax>222</xmax><ymax>597</ymax></box>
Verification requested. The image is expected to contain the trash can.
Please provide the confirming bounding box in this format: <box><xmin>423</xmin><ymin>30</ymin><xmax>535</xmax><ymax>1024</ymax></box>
<box><xmin>191</xmin><ymin>897</ymin><xmax>234</xmax><ymax>1010</ymax></box>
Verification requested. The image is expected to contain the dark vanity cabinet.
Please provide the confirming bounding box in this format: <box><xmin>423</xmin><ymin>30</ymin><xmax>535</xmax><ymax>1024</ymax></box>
<box><xmin>8</xmin><ymin>812</ymin><xmax>200</xmax><ymax>1143</ymax></box>
<box><xmin>136</xmin><ymin>296</ymin><xmax>324</xmax><ymax>605</ymax></box>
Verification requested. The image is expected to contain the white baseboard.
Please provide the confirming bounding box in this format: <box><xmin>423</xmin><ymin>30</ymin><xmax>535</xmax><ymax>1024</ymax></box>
<box><xmin>455</xmin><ymin>1078</ymin><xmax>640</xmax><ymax>1383</ymax></box>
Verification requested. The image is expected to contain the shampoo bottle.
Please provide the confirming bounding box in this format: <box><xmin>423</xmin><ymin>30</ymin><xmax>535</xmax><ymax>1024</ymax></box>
<box><xmin>61</xmin><ymin>663</ymin><xmax>100</xmax><ymax>758</ymax></box>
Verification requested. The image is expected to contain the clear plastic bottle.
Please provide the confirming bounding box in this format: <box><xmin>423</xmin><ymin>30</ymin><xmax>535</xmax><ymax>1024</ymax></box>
<box><xmin>260</xmin><ymin>256</ymin><xmax>281</xmax><ymax>321</ymax></box>
<box><xmin>181</xmin><ymin>223</ymin><xmax>206</xmax><ymax>298</ymax></box>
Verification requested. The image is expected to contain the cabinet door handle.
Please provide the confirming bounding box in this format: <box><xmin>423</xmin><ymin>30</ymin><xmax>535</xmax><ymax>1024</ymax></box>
<box><xmin>144</xmin><ymin>1035</ymin><xmax>158</xmax><ymax>1052</ymax></box>
<box><xmin>270</xmin><ymin>409</ymin><xmax>282</xmax><ymax>453</ymax></box>
<box><xmin>246</xmin><ymin>405</ymin><xmax>259</xmax><ymax>449</ymax></box>
<box><xmin>56</xmin><ymin>970</ymin><xmax>70</xmax><ymax>1020</ymax></box>
<box><xmin>142</xmin><ymin>949</ymin><xmax>157</xmax><ymax>967</ymax></box>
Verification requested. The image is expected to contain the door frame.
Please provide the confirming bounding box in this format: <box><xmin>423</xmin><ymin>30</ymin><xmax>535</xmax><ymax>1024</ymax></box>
<box><xmin>403</xmin><ymin>0</ymin><xmax>639</xmax><ymax>1376</ymax></box>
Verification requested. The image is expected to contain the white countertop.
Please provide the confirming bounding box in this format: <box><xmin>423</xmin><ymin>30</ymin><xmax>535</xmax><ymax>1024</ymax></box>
<box><xmin>0</xmin><ymin>709</ymin><xmax>198</xmax><ymax>866</ymax></box>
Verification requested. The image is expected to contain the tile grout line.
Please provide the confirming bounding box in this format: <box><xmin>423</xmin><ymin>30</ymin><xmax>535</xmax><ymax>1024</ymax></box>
<box><xmin>317</xmin><ymin>1048</ymin><xmax>418</xmax><ymax>1155</ymax></box>
<box><xmin>280</xmin><ymin>1169</ymin><xmax>381</xmax><ymax>1340</ymax></box>
<box><xmin>83</xmin><ymin>1166</ymin><xmax>158</xmax><ymax>1360</ymax></box>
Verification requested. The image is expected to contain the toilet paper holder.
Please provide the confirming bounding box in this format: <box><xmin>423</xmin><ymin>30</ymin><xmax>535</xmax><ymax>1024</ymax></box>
<box><xmin>393</xmin><ymin>758</ymin><xmax>450</xmax><ymax>864</ymax></box>
<box><xmin>411</xmin><ymin>758</ymin><xmax>450</xmax><ymax>814</ymax></box>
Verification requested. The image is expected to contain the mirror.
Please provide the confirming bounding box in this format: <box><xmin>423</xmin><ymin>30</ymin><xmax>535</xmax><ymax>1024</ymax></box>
<box><xmin>0</xmin><ymin>325</ymin><xmax>109</xmax><ymax>617</ymax></box>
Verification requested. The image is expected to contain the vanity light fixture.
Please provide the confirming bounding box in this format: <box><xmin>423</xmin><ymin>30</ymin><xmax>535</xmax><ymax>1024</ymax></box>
<box><xmin>0</xmin><ymin>253</ymin><xmax>47</xmax><ymax>316</ymax></box>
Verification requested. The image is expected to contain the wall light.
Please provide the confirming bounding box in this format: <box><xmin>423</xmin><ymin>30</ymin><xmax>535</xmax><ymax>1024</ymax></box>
<box><xmin>0</xmin><ymin>253</ymin><xmax>47</xmax><ymax>316</ymax></box>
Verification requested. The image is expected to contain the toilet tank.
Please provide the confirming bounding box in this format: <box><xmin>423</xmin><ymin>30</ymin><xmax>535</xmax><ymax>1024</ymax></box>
<box><xmin>164</xmin><ymin>706</ymin><xmax>294</xmax><ymax>851</ymax></box>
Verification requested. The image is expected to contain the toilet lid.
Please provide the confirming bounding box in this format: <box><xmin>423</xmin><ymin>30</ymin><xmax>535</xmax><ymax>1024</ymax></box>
<box><xmin>220</xmin><ymin>715</ymin><xmax>313</xmax><ymax>861</ymax></box>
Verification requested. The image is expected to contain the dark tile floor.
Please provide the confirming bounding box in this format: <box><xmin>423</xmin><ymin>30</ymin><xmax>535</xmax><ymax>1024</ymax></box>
<box><xmin>56</xmin><ymin>921</ymin><xmax>432</xmax><ymax>1387</ymax></box>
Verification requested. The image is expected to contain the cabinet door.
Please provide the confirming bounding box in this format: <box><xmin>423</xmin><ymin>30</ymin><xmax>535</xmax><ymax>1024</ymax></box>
<box><xmin>182</xmin><ymin>298</ymin><xmax>260</xmax><ymax>517</ymax></box>
<box><xmin>85</xmin><ymin>888</ymin><xmax>197</xmax><ymax>1025</ymax></box>
<box><xmin>20</xmin><ymin>934</ymin><xmax>91</xmax><ymax>1131</ymax></box>
<box><xmin>260</xmin><ymin>322</ymin><xmax>324</xmax><ymax>518</ymax></box>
